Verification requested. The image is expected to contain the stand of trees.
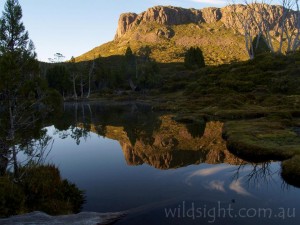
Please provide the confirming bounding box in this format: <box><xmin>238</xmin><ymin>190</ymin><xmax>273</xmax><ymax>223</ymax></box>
<box><xmin>231</xmin><ymin>0</ymin><xmax>300</xmax><ymax>59</ymax></box>
<box><xmin>0</xmin><ymin>2</ymin><xmax>84</xmax><ymax>217</ymax></box>
<box><xmin>0</xmin><ymin>0</ymin><xmax>62</xmax><ymax>180</ymax></box>
<box><xmin>45</xmin><ymin>46</ymin><xmax>161</xmax><ymax>99</ymax></box>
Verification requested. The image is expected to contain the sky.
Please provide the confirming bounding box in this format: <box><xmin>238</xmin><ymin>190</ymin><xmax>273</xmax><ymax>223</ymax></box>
<box><xmin>0</xmin><ymin>0</ymin><xmax>235</xmax><ymax>62</ymax></box>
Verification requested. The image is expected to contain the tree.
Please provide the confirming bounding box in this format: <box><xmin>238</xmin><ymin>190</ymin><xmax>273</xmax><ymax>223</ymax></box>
<box><xmin>46</xmin><ymin>65</ymin><xmax>72</xmax><ymax>99</ymax></box>
<box><xmin>135</xmin><ymin>46</ymin><xmax>160</xmax><ymax>89</ymax></box>
<box><xmin>231</xmin><ymin>1</ymin><xmax>300</xmax><ymax>58</ymax></box>
<box><xmin>0</xmin><ymin>0</ymin><xmax>57</xmax><ymax>179</ymax></box>
<box><xmin>252</xmin><ymin>34</ymin><xmax>271</xmax><ymax>55</ymax></box>
<box><xmin>278</xmin><ymin>0</ymin><xmax>300</xmax><ymax>53</ymax></box>
<box><xmin>86</xmin><ymin>57</ymin><xmax>96</xmax><ymax>98</ymax></box>
<box><xmin>137</xmin><ymin>61</ymin><xmax>160</xmax><ymax>89</ymax></box>
<box><xmin>69</xmin><ymin>56</ymin><xmax>78</xmax><ymax>100</ymax></box>
<box><xmin>48</xmin><ymin>53</ymin><xmax>65</xmax><ymax>63</ymax></box>
<box><xmin>136</xmin><ymin>46</ymin><xmax>152</xmax><ymax>79</ymax></box>
<box><xmin>230</xmin><ymin>2</ymin><xmax>256</xmax><ymax>59</ymax></box>
<box><xmin>184</xmin><ymin>47</ymin><xmax>205</xmax><ymax>69</ymax></box>
<box><xmin>125</xmin><ymin>47</ymin><xmax>137</xmax><ymax>91</ymax></box>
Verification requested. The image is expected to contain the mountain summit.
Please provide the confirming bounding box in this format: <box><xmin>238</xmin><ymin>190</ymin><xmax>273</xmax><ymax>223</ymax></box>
<box><xmin>77</xmin><ymin>4</ymin><xmax>295</xmax><ymax>64</ymax></box>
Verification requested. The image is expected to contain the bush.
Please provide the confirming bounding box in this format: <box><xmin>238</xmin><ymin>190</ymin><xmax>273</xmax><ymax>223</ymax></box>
<box><xmin>0</xmin><ymin>176</ymin><xmax>25</xmax><ymax>218</ymax></box>
<box><xmin>21</xmin><ymin>165</ymin><xmax>85</xmax><ymax>215</ymax></box>
<box><xmin>184</xmin><ymin>47</ymin><xmax>205</xmax><ymax>69</ymax></box>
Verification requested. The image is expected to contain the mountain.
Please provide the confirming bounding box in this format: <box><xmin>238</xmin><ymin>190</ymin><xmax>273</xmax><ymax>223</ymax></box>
<box><xmin>76</xmin><ymin>4</ymin><xmax>293</xmax><ymax>65</ymax></box>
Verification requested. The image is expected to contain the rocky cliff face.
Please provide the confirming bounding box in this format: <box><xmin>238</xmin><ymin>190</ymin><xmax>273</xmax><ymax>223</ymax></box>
<box><xmin>115</xmin><ymin>6</ymin><xmax>221</xmax><ymax>39</ymax></box>
<box><xmin>77</xmin><ymin>4</ymin><xmax>296</xmax><ymax>64</ymax></box>
<box><xmin>115</xmin><ymin>4</ymin><xmax>292</xmax><ymax>39</ymax></box>
<box><xmin>115</xmin><ymin>13</ymin><xmax>138</xmax><ymax>39</ymax></box>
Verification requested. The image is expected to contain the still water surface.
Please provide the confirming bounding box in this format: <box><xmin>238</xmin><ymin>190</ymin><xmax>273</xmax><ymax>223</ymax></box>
<box><xmin>44</xmin><ymin>102</ymin><xmax>300</xmax><ymax>224</ymax></box>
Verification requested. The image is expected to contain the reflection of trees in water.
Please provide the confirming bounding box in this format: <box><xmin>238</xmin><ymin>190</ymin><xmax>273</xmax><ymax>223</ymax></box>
<box><xmin>0</xmin><ymin>131</ymin><xmax>85</xmax><ymax>218</ymax></box>
<box><xmin>56</xmin><ymin>104</ymin><xmax>243</xmax><ymax>169</ymax></box>
<box><xmin>0</xmin><ymin>121</ymin><xmax>52</xmax><ymax>180</ymax></box>
<box><xmin>10</xmin><ymin>132</ymin><xmax>54</xmax><ymax>180</ymax></box>
<box><xmin>0</xmin><ymin>106</ymin><xmax>85</xmax><ymax>218</ymax></box>
<box><xmin>52</xmin><ymin>103</ymin><xmax>92</xmax><ymax>145</ymax></box>
<box><xmin>55</xmin><ymin>102</ymin><xmax>162</xmax><ymax>146</ymax></box>
<box><xmin>233</xmin><ymin>162</ymin><xmax>273</xmax><ymax>185</ymax></box>
<box><xmin>232</xmin><ymin>162</ymin><xmax>298</xmax><ymax>190</ymax></box>
<box><xmin>231</xmin><ymin>157</ymin><xmax>300</xmax><ymax>190</ymax></box>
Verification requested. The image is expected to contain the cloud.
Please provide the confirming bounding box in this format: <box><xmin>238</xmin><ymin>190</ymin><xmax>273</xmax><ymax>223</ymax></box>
<box><xmin>185</xmin><ymin>165</ymin><xmax>230</xmax><ymax>186</ymax></box>
<box><xmin>229</xmin><ymin>178</ymin><xmax>253</xmax><ymax>197</ymax></box>
<box><xmin>188</xmin><ymin>165</ymin><xmax>230</xmax><ymax>177</ymax></box>
<box><xmin>205</xmin><ymin>180</ymin><xmax>226</xmax><ymax>192</ymax></box>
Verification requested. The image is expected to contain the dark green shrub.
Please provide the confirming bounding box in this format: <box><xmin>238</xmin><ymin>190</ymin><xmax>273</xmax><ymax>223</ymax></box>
<box><xmin>184</xmin><ymin>47</ymin><xmax>205</xmax><ymax>69</ymax></box>
<box><xmin>252</xmin><ymin>35</ymin><xmax>271</xmax><ymax>56</ymax></box>
<box><xmin>21</xmin><ymin>165</ymin><xmax>85</xmax><ymax>215</ymax></box>
<box><xmin>0</xmin><ymin>176</ymin><xmax>25</xmax><ymax>218</ymax></box>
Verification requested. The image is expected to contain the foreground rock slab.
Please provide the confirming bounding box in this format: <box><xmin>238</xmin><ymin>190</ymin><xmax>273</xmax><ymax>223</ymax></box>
<box><xmin>0</xmin><ymin>211</ymin><xmax>125</xmax><ymax>225</ymax></box>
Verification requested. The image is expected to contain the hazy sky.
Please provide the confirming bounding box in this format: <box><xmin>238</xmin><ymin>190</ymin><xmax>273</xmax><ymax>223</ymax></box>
<box><xmin>0</xmin><ymin>0</ymin><xmax>235</xmax><ymax>62</ymax></box>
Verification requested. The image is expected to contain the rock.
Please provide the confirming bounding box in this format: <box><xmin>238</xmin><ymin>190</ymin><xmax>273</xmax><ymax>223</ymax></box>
<box><xmin>201</xmin><ymin>7</ymin><xmax>221</xmax><ymax>23</ymax></box>
<box><xmin>0</xmin><ymin>211</ymin><xmax>125</xmax><ymax>225</ymax></box>
<box><xmin>115</xmin><ymin>6</ymin><xmax>203</xmax><ymax>39</ymax></box>
<box><xmin>141</xmin><ymin>6</ymin><xmax>200</xmax><ymax>25</ymax></box>
<box><xmin>115</xmin><ymin>4</ymin><xmax>298</xmax><ymax>39</ymax></box>
<box><xmin>115</xmin><ymin>13</ymin><xmax>138</xmax><ymax>39</ymax></box>
<box><xmin>156</xmin><ymin>27</ymin><xmax>175</xmax><ymax>39</ymax></box>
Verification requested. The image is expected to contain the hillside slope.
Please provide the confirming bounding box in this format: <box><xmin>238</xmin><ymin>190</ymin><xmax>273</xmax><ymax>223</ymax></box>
<box><xmin>77</xmin><ymin>4</ymin><xmax>293</xmax><ymax>65</ymax></box>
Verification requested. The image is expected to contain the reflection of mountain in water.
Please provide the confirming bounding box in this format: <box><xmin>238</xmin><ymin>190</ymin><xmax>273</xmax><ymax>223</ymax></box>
<box><xmin>105</xmin><ymin>116</ymin><xmax>243</xmax><ymax>169</ymax></box>
<box><xmin>58</xmin><ymin>103</ymin><xmax>244</xmax><ymax>170</ymax></box>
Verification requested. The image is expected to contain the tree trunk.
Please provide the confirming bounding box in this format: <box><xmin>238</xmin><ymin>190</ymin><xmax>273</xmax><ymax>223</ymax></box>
<box><xmin>87</xmin><ymin>104</ymin><xmax>92</xmax><ymax>121</ymax></box>
<box><xmin>8</xmin><ymin>99</ymin><xmax>15</xmax><ymax>141</ymax></box>
<box><xmin>87</xmin><ymin>60</ymin><xmax>95</xmax><ymax>99</ymax></box>
<box><xmin>80</xmin><ymin>77</ymin><xmax>84</xmax><ymax>99</ymax></box>
<box><xmin>82</xmin><ymin>104</ymin><xmax>85</xmax><ymax>122</ymax></box>
<box><xmin>12</xmin><ymin>145</ymin><xmax>19</xmax><ymax>179</ymax></box>
<box><xmin>0</xmin><ymin>143</ymin><xmax>9</xmax><ymax>176</ymax></box>
<box><xmin>72</xmin><ymin>74</ymin><xmax>77</xmax><ymax>100</ymax></box>
<box><xmin>87</xmin><ymin>74</ymin><xmax>91</xmax><ymax>99</ymax></box>
<box><xmin>74</xmin><ymin>103</ymin><xmax>78</xmax><ymax>127</ymax></box>
<box><xmin>129</xmin><ymin>78</ymin><xmax>137</xmax><ymax>91</ymax></box>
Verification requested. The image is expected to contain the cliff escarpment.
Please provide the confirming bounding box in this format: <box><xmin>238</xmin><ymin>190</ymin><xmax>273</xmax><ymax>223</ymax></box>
<box><xmin>77</xmin><ymin>4</ymin><xmax>296</xmax><ymax>64</ymax></box>
<box><xmin>115</xmin><ymin>4</ymin><xmax>294</xmax><ymax>39</ymax></box>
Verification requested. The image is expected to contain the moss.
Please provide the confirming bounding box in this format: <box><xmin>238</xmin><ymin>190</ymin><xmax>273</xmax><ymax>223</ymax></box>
<box><xmin>223</xmin><ymin>119</ymin><xmax>300</xmax><ymax>158</ymax></box>
<box><xmin>223</xmin><ymin>119</ymin><xmax>300</xmax><ymax>187</ymax></box>
<box><xmin>282</xmin><ymin>155</ymin><xmax>300</xmax><ymax>187</ymax></box>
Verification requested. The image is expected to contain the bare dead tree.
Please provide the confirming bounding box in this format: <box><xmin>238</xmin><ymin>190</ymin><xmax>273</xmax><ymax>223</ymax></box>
<box><xmin>231</xmin><ymin>0</ymin><xmax>300</xmax><ymax>57</ymax></box>
<box><xmin>79</xmin><ymin>72</ymin><xmax>85</xmax><ymax>99</ymax></box>
<box><xmin>71</xmin><ymin>72</ymin><xmax>78</xmax><ymax>100</ymax></box>
<box><xmin>282</xmin><ymin>0</ymin><xmax>300</xmax><ymax>52</ymax></box>
<box><xmin>244</xmin><ymin>0</ymin><xmax>300</xmax><ymax>54</ymax></box>
<box><xmin>70</xmin><ymin>57</ymin><xmax>78</xmax><ymax>100</ymax></box>
<box><xmin>230</xmin><ymin>2</ymin><xmax>256</xmax><ymax>59</ymax></box>
<box><xmin>87</xmin><ymin>57</ymin><xmax>96</xmax><ymax>99</ymax></box>
<box><xmin>248</xmin><ymin>1</ymin><xmax>275</xmax><ymax>52</ymax></box>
